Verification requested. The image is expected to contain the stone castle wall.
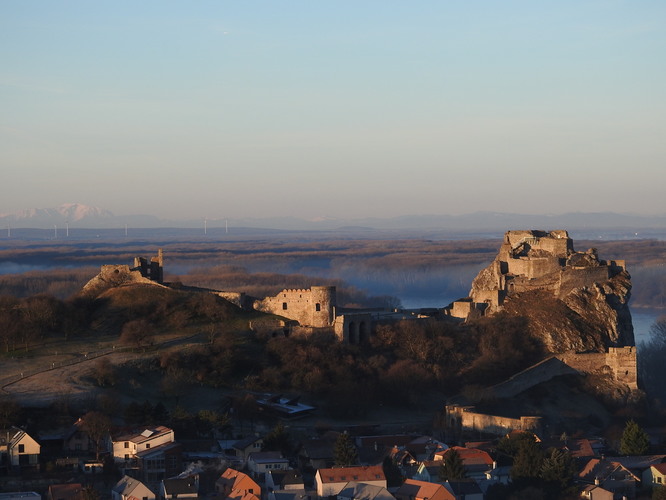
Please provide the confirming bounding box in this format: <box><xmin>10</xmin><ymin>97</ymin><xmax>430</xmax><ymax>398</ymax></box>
<box><xmin>503</xmin><ymin>229</ymin><xmax>571</xmax><ymax>256</ymax></box>
<box><xmin>253</xmin><ymin>286</ymin><xmax>336</xmax><ymax>328</ymax></box>
<box><xmin>558</xmin><ymin>266</ymin><xmax>611</xmax><ymax>296</ymax></box>
<box><xmin>505</xmin><ymin>256</ymin><xmax>562</xmax><ymax>280</ymax></box>
<box><xmin>82</xmin><ymin>262</ymin><xmax>166</xmax><ymax>294</ymax></box>
<box><xmin>555</xmin><ymin>347</ymin><xmax>637</xmax><ymax>389</ymax></box>
<box><xmin>445</xmin><ymin>405</ymin><xmax>542</xmax><ymax>437</ymax></box>
<box><xmin>334</xmin><ymin>313</ymin><xmax>373</xmax><ymax>344</ymax></box>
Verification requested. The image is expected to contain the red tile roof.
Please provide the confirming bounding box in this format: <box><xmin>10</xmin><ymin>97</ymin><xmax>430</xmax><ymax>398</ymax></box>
<box><xmin>317</xmin><ymin>465</ymin><xmax>386</xmax><ymax>484</ymax></box>
<box><xmin>436</xmin><ymin>446</ymin><xmax>494</xmax><ymax>467</ymax></box>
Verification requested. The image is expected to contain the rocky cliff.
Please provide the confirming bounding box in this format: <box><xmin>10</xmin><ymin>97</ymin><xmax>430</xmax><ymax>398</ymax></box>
<box><xmin>466</xmin><ymin>230</ymin><xmax>634</xmax><ymax>353</ymax></box>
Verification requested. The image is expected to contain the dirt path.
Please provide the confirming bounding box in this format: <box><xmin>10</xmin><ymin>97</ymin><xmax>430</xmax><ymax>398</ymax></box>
<box><xmin>0</xmin><ymin>332</ymin><xmax>205</xmax><ymax>406</ymax></box>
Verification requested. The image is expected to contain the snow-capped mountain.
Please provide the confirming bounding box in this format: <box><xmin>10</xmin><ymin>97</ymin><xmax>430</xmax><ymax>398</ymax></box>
<box><xmin>0</xmin><ymin>203</ymin><xmax>115</xmax><ymax>228</ymax></box>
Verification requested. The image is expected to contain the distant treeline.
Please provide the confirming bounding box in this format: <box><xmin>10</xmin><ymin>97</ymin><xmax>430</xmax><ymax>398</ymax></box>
<box><xmin>0</xmin><ymin>237</ymin><xmax>664</xmax><ymax>307</ymax></box>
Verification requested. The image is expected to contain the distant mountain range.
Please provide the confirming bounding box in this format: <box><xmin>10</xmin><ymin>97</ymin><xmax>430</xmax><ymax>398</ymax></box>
<box><xmin>1</xmin><ymin>203</ymin><xmax>666</xmax><ymax>234</ymax></box>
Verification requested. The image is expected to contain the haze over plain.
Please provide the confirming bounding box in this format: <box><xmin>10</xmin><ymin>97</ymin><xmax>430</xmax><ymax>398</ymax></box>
<box><xmin>2</xmin><ymin>1</ymin><xmax>665</xmax><ymax>220</ymax></box>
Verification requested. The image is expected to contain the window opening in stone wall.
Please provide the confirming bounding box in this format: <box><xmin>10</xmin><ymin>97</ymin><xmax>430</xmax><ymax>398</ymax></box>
<box><xmin>283</xmin><ymin>302</ymin><xmax>288</xmax><ymax>310</ymax></box>
<box><xmin>316</xmin><ymin>303</ymin><xmax>321</xmax><ymax>311</ymax></box>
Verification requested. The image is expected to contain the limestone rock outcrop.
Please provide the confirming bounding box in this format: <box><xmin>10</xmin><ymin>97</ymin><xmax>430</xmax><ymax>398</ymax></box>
<box><xmin>462</xmin><ymin>230</ymin><xmax>634</xmax><ymax>352</ymax></box>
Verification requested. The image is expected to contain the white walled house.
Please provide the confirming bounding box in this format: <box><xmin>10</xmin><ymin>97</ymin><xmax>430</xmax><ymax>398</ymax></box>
<box><xmin>110</xmin><ymin>427</ymin><xmax>175</xmax><ymax>462</ymax></box>
<box><xmin>0</xmin><ymin>428</ymin><xmax>41</xmax><ymax>472</ymax></box>
<box><xmin>112</xmin><ymin>475</ymin><xmax>156</xmax><ymax>500</ymax></box>
<box><xmin>108</xmin><ymin>427</ymin><xmax>181</xmax><ymax>483</ymax></box>
<box><xmin>247</xmin><ymin>452</ymin><xmax>289</xmax><ymax>479</ymax></box>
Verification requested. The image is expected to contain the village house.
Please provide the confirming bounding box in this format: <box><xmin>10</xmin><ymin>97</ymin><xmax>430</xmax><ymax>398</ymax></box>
<box><xmin>394</xmin><ymin>479</ymin><xmax>454</xmax><ymax>500</ymax></box>
<box><xmin>62</xmin><ymin>418</ymin><xmax>93</xmax><ymax>455</ymax></box>
<box><xmin>159</xmin><ymin>477</ymin><xmax>199</xmax><ymax>500</ymax></box>
<box><xmin>109</xmin><ymin>426</ymin><xmax>181</xmax><ymax>484</ymax></box>
<box><xmin>434</xmin><ymin>447</ymin><xmax>494</xmax><ymax>481</ymax></box>
<box><xmin>0</xmin><ymin>427</ymin><xmax>41</xmax><ymax>473</ymax></box>
<box><xmin>265</xmin><ymin>470</ymin><xmax>305</xmax><ymax>492</ymax></box>
<box><xmin>337</xmin><ymin>481</ymin><xmax>394</xmax><ymax>500</ymax></box>
<box><xmin>218</xmin><ymin>436</ymin><xmax>263</xmax><ymax>464</ymax></box>
<box><xmin>247</xmin><ymin>451</ymin><xmax>290</xmax><ymax>479</ymax></box>
<box><xmin>315</xmin><ymin>465</ymin><xmax>386</xmax><ymax>498</ymax></box>
<box><xmin>580</xmin><ymin>484</ymin><xmax>614</xmax><ymax>500</ymax></box>
<box><xmin>110</xmin><ymin>426</ymin><xmax>175</xmax><ymax>461</ymax></box>
<box><xmin>112</xmin><ymin>476</ymin><xmax>156</xmax><ymax>500</ymax></box>
<box><xmin>215</xmin><ymin>468</ymin><xmax>261</xmax><ymax>500</ymax></box>
<box><xmin>443</xmin><ymin>481</ymin><xmax>483</xmax><ymax>500</ymax></box>
<box><xmin>413</xmin><ymin>461</ymin><xmax>442</xmax><ymax>484</ymax></box>
<box><xmin>298</xmin><ymin>435</ymin><xmax>337</xmax><ymax>470</ymax></box>
<box><xmin>578</xmin><ymin>458</ymin><xmax>641</xmax><ymax>500</ymax></box>
<box><xmin>643</xmin><ymin>463</ymin><xmax>666</xmax><ymax>489</ymax></box>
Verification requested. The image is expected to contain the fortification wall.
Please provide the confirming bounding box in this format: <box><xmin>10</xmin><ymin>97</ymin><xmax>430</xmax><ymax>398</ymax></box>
<box><xmin>506</xmin><ymin>257</ymin><xmax>562</xmax><ymax>279</ymax></box>
<box><xmin>470</xmin><ymin>290</ymin><xmax>502</xmax><ymax>309</ymax></box>
<box><xmin>556</xmin><ymin>347</ymin><xmax>637</xmax><ymax>389</ymax></box>
<box><xmin>253</xmin><ymin>286</ymin><xmax>336</xmax><ymax>328</ymax></box>
<box><xmin>334</xmin><ymin>313</ymin><xmax>373</xmax><ymax>344</ymax></box>
<box><xmin>215</xmin><ymin>291</ymin><xmax>248</xmax><ymax>309</ymax></box>
<box><xmin>505</xmin><ymin>230</ymin><xmax>571</xmax><ymax>256</ymax></box>
<box><xmin>445</xmin><ymin>405</ymin><xmax>542</xmax><ymax>437</ymax></box>
<box><xmin>558</xmin><ymin>267</ymin><xmax>611</xmax><ymax>296</ymax></box>
<box><xmin>607</xmin><ymin>346</ymin><xmax>638</xmax><ymax>389</ymax></box>
<box><xmin>491</xmin><ymin>357</ymin><xmax>579</xmax><ymax>399</ymax></box>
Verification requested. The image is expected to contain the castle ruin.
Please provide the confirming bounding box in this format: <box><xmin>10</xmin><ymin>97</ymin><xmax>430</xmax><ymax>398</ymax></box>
<box><xmin>82</xmin><ymin>249</ymin><xmax>165</xmax><ymax>294</ymax></box>
<box><xmin>450</xmin><ymin>229</ymin><xmax>627</xmax><ymax>318</ymax></box>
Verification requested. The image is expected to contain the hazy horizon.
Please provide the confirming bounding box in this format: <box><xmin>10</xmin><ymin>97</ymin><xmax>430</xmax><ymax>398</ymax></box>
<box><xmin>3</xmin><ymin>2</ymin><xmax>665</xmax><ymax>220</ymax></box>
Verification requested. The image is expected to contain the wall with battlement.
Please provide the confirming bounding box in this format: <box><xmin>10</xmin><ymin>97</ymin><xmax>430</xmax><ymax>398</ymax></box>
<box><xmin>253</xmin><ymin>286</ymin><xmax>336</xmax><ymax>328</ymax></box>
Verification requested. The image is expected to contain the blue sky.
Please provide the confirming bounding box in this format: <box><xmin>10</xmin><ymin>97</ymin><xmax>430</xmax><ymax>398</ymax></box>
<box><xmin>2</xmin><ymin>1</ymin><xmax>665</xmax><ymax>220</ymax></box>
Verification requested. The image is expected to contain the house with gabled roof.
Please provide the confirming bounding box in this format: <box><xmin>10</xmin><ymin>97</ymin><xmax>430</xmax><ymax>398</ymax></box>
<box><xmin>159</xmin><ymin>477</ymin><xmax>198</xmax><ymax>500</ymax></box>
<box><xmin>110</xmin><ymin>426</ymin><xmax>175</xmax><ymax>462</ymax></box>
<box><xmin>643</xmin><ymin>462</ymin><xmax>666</xmax><ymax>489</ymax></box>
<box><xmin>337</xmin><ymin>481</ymin><xmax>394</xmax><ymax>500</ymax></box>
<box><xmin>109</xmin><ymin>426</ymin><xmax>181</xmax><ymax>483</ymax></box>
<box><xmin>413</xmin><ymin>461</ymin><xmax>442</xmax><ymax>483</ymax></box>
<box><xmin>315</xmin><ymin>465</ymin><xmax>386</xmax><ymax>498</ymax></box>
<box><xmin>265</xmin><ymin>469</ymin><xmax>305</xmax><ymax>492</ymax></box>
<box><xmin>247</xmin><ymin>451</ymin><xmax>289</xmax><ymax>478</ymax></box>
<box><xmin>112</xmin><ymin>475</ymin><xmax>156</xmax><ymax>500</ymax></box>
<box><xmin>63</xmin><ymin>417</ymin><xmax>93</xmax><ymax>455</ymax></box>
<box><xmin>217</xmin><ymin>436</ymin><xmax>263</xmax><ymax>463</ymax></box>
<box><xmin>434</xmin><ymin>447</ymin><xmax>494</xmax><ymax>480</ymax></box>
<box><xmin>580</xmin><ymin>484</ymin><xmax>613</xmax><ymax>500</ymax></box>
<box><xmin>0</xmin><ymin>427</ymin><xmax>41</xmax><ymax>472</ymax></box>
<box><xmin>394</xmin><ymin>479</ymin><xmax>454</xmax><ymax>500</ymax></box>
<box><xmin>215</xmin><ymin>468</ymin><xmax>261</xmax><ymax>500</ymax></box>
<box><xmin>298</xmin><ymin>434</ymin><xmax>337</xmax><ymax>470</ymax></box>
<box><xmin>443</xmin><ymin>480</ymin><xmax>483</xmax><ymax>500</ymax></box>
<box><xmin>578</xmin><ymin>458</ymin><xmax>641</xmax><ymax>500</ymax></box>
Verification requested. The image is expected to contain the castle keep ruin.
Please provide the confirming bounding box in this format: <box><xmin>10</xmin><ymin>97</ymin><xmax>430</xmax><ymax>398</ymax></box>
<box><xmin>253</xmin><ymin>286</ymin><xmax>337</xmax><ymax>329</ymax></box>
<box><xmin>450</xmin><ymin>230</ymin><xmax>627</xmax><ymax>319</ymax></box>
<box><xmin>82</xmin><ymin>249</ymin><xmax>165</xmax><ymax>294</ymax></box>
